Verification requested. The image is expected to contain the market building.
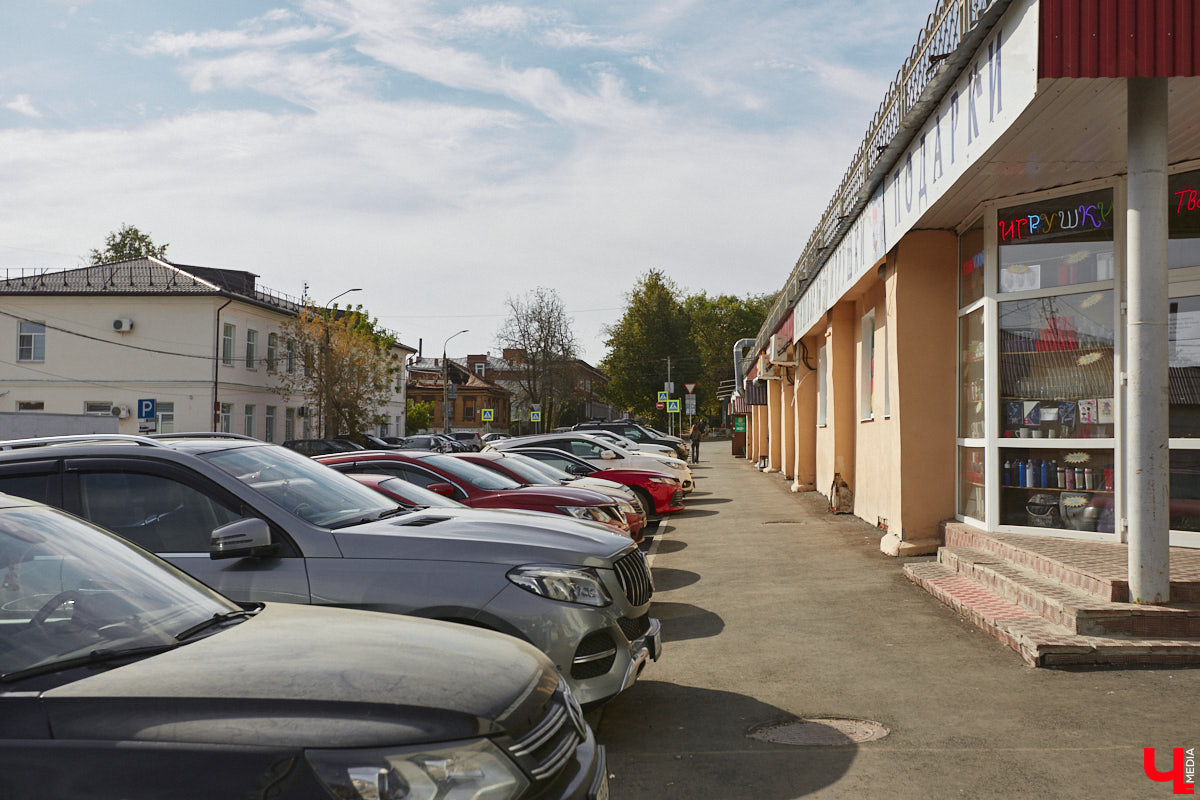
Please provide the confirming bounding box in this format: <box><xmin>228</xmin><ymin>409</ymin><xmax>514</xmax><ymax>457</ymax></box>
<box><xmin>735</xmin><ymin>0</ymin><xmax>1200</xmax><ymax>594</ymax></box>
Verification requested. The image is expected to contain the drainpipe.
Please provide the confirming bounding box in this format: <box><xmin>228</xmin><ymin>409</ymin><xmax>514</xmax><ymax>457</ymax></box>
<box><xmin>213</xmin><ymin>298</ymin><xmax>232</xmax><ymax>431</ymax></box>
<box><xmin>1125</xmin><ymin>77</ymin><xmax>1170</xmax><ymax>604</ymax></box>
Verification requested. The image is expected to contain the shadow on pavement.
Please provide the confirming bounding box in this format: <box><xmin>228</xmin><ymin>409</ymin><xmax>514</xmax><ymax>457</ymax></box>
<box><xmin>650</xmin><ymin>538</ymin><xmax>688</xmax><ymax>554</ymax></box>
<box><xmin>650</xmin><ymin>600</ymin><xmax>723</xmax><ymax>642</ymax></box>
<box><xmin>679</xmin><ymin>497</ymin><xmax>732</xmax><ymax>506</ymax></box>
<box><xmin>597</xmin><ymin>681</ymin><xmax>856</xmax><ymax>799</ymax></box>
<box><xmin>674</xmin><ymin>508</ymin><xmax>719</xmax><ymax>518</ymax></box>
<box><xmin>650</xmin><ymin>566</ymin><xmax>700</xmax><ymax>591</ymax></box>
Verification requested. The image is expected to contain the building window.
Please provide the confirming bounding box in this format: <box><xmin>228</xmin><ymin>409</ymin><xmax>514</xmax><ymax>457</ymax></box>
<box><xmin>16</xmin><ymin>401</ymin><xmax>43</xmax><ymax>412</ymax></box>
<box><xmin>157</xmin><ymin>401</ymin><xmax>175</xmax><ymax>434</ymax></box>
<box><xmin>246</xmin><ymin>329</ymin><xmax>258</xmax><ymax>369</ymax></box>
<box><xmin>84</xmin><ymin>401</ymin><xmax>113</xmax><ymax>416</ymax></box>
<box><xmin>265</xmin><ymin>406</ymin><xmax>276</xmax><ymax>442</ymax></box>
<box><xmin>474</xmin><ymin>362</ymin><xmax>486</xmax><ymax>376</ymax></box>
<box><xmin>286</xmin><ymin>340</ymin><xmax>297</xmax><ymax>373</ymax></box>
<box><xmin>464</xmin><ymin>398</ymin><xmax>475</xmax><ymax>421</ymax></box>
<box><xmin>960</xmin><ymin>223</ymin><xmax>985</xmax><ymax>307</ymax></box>
<box><xmin>860</xmin><ymin>309</ymin><xmax>875</xmax><ymax>421</ymax></box>
<box><xmin>1169</xmin><ymin>168</ymin><xmax>1200</xmax><ymax>269</ymax></box>
<box><xmin>959</xmin><ymin>309</ymin><xmax>984</xmax><ymax>439</ymax></box>
<box><xmin>817</xmin><ymin>345</ymin><xmax>828</xmax><ymax>427</ymax></box>
<box><xmin>17</xmin><ymin>321</ymin><xmax>45</xmax><ymax>362</ymax></box>
<box><xmin>880</xmin><ymin>311</ymin><xmax>891</xmax><ymax>418</ymax></box>
<box><xmin>222</xmin><ymin>324</ymin><xmax>235</xmax><ymax>366</ymax></box>
<box><xmin>998</xmin><ymin>188</ymin><xmax>1114</xmax><ymax>294</ymax></box>
<box><xmin>244</xmin><ymin>404</ymin><xmax>256</xmax><ymax>438</ymax></box>
<box><xmin>266</xmin><ymin>333</ymin><xmax>278</xmax><ymax>371</ymax></box>
<box><xmin>285</xmin><ymin>407</ymin><xmax>296</xmax><ymax>440</ymax></box>
<box><xmin>220</xmin><ymin>403</ymin><xmax>233</xmax><ymax>433</ymax></box>
<box><xmin>959</xmin><ymin>446</ymin><xmax>986</xmax><ymax>523</ymax></box>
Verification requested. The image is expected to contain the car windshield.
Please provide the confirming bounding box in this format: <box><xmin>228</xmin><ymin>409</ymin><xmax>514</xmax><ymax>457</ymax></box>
<box><xmin>507</xmin><ymin>453</ymin><xmax>573</xmax><ymax>482</ymax></box>
<box><xmin>491</xmin><ymin>456</ymin><xmax>557</xmax><ymax>485</ymax></box>
<box><xmin>204</xmin><ymin>445</ymin><xmax>398</xmax><ymax>528</ymax></box>
<box><xmin>0</xmin><ymin>503</ymin><xmax>238</xmax><ymax>680</ymax></box>
<box><xmin>426</xmin><ymin>455</ymin><xmax>522</xmax><ymax>490</ymax></box>
<box><xmin>376</xmin><ymin>477</ymin><xmax>466</xmax><ymax>507</ymax></box>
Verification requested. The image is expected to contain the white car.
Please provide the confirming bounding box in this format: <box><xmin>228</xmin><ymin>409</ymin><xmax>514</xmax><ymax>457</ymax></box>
<box><xmin>586</xmin><ymin>429</ymin><xmax>678</xmax><ymax>459</ymax></box>
<box><xmin>488</xmin><ymin>432</ymin><xmax>694</xmax><ymax>492</ymax></box>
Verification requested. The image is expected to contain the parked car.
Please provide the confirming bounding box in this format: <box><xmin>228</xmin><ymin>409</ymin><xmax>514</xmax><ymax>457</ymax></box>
<box><xmin>449</xmin><ymin>431</ymin><xmax>485</xmax><ymax>451</ymax></box>
<box><xmin>394</xmin><ymin>434</ymin><xmax>448</xmax><ymax>452</ymax></box>
<box><xmin>488</xmin><ymin>432</ymin><xmax>694</xmax><ymax>492</ymax></box>
<box><xmin>281</xmin><ymin>438</ymin><xmax>363</xmax><ymax>456</ymax></box>
<box><xmin>313</xmin><ymin>450</ymin><xmax>631</xmax><ymax>537</ymax></box>
<box><xmin>336</xmin><ymin>431</ymin><xmax>405</xmax><ymax>450</ymax></box>
<box><xmin>0</xmin><ymin>434</ymin><xmax>660</xmax><ymax>708</ymax></box>
<box><xmin>347</xmin><ymin>473</ymin><xmax>470</xmax><ymax>509</ymax></box>
<box><xmin>585</xmin><ymin>428</ymin><xmax>678</xmax><ymax>458</ymax></box>
<box><xmin>483</xmin><ymin>432</ymin><xmax>513</xmax><ymax>443</ymax></box>
<box><xmin>0</xmin><ymin>492</ymin><xmax>606</xmax><ymax>799</ymax></box>
<box><xmin>505</xmin><ymin>447</ymin><xmax>686</xmax><ymax>517</ymax></box>
<box><xmin>436</xmin><ymin>433</ymin><xmax>473</xmax><ymax>452</ymax></box>
<box><xmin>574</xmin><ymin>420</ymin><xmax>689</xmax><ymax>460</ymax></box>
<box><xmin>452</xmin><ymin>450</ymin><xmax>647</xmax><ymax>541</ymax></box>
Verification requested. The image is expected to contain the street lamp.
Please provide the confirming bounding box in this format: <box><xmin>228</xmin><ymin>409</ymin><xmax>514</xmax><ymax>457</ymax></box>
<box><xmin>321</xmin><ymin>288</ymin><xmax>362</xmax><ymax>437</ymax></box>
<box><xmin>442</xmin><ymin>329</ymin><xmax>469</xmax><ymax>434</ymax></box>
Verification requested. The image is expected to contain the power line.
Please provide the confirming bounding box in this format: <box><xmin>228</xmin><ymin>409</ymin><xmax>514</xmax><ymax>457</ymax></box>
<box><xmin>0</xmin><ymin>308</ymin><xmax>215</xmax><ymax>360</ymax></box>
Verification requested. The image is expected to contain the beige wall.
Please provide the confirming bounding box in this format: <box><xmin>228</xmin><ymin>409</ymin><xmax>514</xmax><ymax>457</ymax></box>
<box><xmin>814</xmin><ymin>303</ymin><xmax>857</xmax><ymax>495</ymax></box>
<box><xmin>850</xmin><ymin>268</ymin><xmax>900</xmax><ymax>531</ymax></box>
<box><xmin>792</xmin><ymin>341</ymin><xmax>818</xmax><ymax>491</ymax></box>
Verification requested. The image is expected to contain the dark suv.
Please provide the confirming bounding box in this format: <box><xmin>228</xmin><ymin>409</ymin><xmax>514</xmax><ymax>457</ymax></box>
<box><xmin>0</xmin><ymin>434</ymin><xmax>660</xmax><ymax>708</ymax></box>
<box><xmin>573</xmin><ymin>421</ymin><xmax>688</xmax><ymax>460</ymax></box>
<box><xmin>0</xmin><ymin>493</ymin><xmax>606</xmax><ymax>799</ymax></box>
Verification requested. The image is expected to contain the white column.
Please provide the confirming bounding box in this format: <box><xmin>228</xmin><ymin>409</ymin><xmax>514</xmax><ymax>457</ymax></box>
<box><xmin>1125</xmin><ymin>77</ymin><xmax>1170</xmax><ymax>604</ymax></box>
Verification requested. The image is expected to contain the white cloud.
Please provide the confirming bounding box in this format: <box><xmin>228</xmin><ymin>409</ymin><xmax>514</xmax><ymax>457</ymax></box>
<box><xmin>439</xmin><ymin>4</ymin><xmax>537</xmax><ymax>36</ymax></box>
<box><xmin>133</xmin><ymin>15</ymin><xmax>332</xmax><ymax>57</ymax></box>
<box><xmin>4</xmin><ymin>94</ymin><xmax>42</xmax><ymax>118</ymax></box>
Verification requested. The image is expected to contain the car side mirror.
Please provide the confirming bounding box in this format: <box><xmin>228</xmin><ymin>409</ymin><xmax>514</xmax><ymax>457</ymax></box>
<box><xmin>600</xmin><ymin>450</ymin><xmax>617</xmax><ymax>460</ymax></box>
<box><xmin>427</xmin><ymin>482</ymin><xmax>456</xmax><ymax>497</ymax></box>
<box><xmin>569</xmin><ymin>464</ymin><xmax>592</xmax><ymax>476</ymax></box>
<box><xmin>210</xmin><ymin>517</ymin><xmax>275</xmax><ymax>560</ymax></box>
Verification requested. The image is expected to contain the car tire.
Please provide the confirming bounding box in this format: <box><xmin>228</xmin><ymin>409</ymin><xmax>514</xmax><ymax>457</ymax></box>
<box><xmin>632</xmin><ymin>487</ymin><xmax>658</xmax><ymax>523</ymax></box>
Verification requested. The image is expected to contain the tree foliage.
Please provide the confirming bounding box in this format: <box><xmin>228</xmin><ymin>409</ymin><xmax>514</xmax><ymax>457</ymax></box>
<box><xmin>406</xmin><ymin>399</ymin><xmax>434</xmax><ymax>433</ymax></box>
<box><xmin>600</xmin><ymin>270</ymin><xmax>697</xmax><ymax>426</ymax></box>
<box><xmin>601</xmin><ymin>270</ymin><xmax>775</xmax><ymax>424</ymax></box>
<box><xmin>89</xmin><ymin>223</ymin><xmax>169</xmax><ymax>264</ymax></box>
<box><xmin>274</xmin><ymin>304</ymin><xmax>399</xmax><ymax>438</ymax></box>
<box><xmin>496</xmin><ymin>287</ymin><xmax>579</xmax><ymax>430</ymax></box>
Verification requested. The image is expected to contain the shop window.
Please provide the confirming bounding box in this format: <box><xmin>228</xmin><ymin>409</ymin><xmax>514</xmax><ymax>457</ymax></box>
<box><xmin>1169</xmin><ymin>450</ymin><xmax>1200</xmax><ymax>532</ymax></box>
<box><xmin>1170</xmin><ymin>169</ymin><xmax>1200</xmax><ymax>269</ymax></box>
<box><xmin>959</xmin><ymin>309</ymin><xmax>985</xmax><ymax>439</ymax></box>
<box><xmin>860</xmin><ymin>309</ymin><xmax>875</xmax><ymax>421</ymax></box>
<box><xmin>998</xmin><ymin>290</ymin><xmax>1114</xmax><ymax>440</ymax></box>
<box><xmin>998</xmin><ymin>189</ymin><xmax>1114</xmax><ymax>293</ymax></box>
<box><xmin>958</xmin><ymin>446</ymin><xmax>985</xmax><ymax>522</ymax></box>
<box><xmin>1169</xmin><ymin>296</ymin><xmax>1200</xmax><ymax>437</ymax></box>
<box><xmin>1000</xmin><ymin>447</ymin><xmax>1114</xmax><ymax>532</ymax></box>
<box><xmin>959</xmin><ymin>224</ymin><xmax>984</xmax><ymax>307</ymax></box>
<box><xmin>17</xmin><ymin>321</ymin><xmax>45</xmax><ymax>362</ymax></box>
<box><xmin>817</xmin><ymin>345</ymin><xmax>828</xmax><ymax>427</ymax></box>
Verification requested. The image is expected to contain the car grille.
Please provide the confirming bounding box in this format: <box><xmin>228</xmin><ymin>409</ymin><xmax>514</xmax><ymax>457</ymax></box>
<box><xmin>613</xmin><ymin>549</ymin><xmax>653</xmax><ymax>606</ymax></box>
<box><xmin>670</xmin><ymin>489</ymin><xmax>683</xmax><ymax>507</ymax></box>
<box><xmin>505</xmin><ymin>680</ymin><xmax>586</xmax><ymax>782</ymax></box>
<box><xmin>571</xmin><ymin>631</ymin><xmax>617</xmax><ymax>679</ymax></box>
<box><xmin>617</xmin><ymin>613</ymin><xmax>651</xmax><ymax>642</ymax></box>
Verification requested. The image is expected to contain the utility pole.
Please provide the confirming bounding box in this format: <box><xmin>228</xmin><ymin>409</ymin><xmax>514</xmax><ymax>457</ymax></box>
<box><xmin>665</xmin><ymin>356</ymin><xmax>673</xmax><ymax>437</ymax></box>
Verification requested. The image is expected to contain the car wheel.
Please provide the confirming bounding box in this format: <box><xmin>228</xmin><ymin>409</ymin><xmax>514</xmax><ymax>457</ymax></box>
<box><xmin>631</xmin><ymin>487</ymin><xmax>658</xmax><ymax>522</ymax></box>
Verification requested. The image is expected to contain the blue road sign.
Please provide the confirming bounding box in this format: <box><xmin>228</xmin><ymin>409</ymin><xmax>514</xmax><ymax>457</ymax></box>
<box><xmin>667</xmin><ymin>399</ymin><xmax>680</xmax><ymax>413</ymax></box>
<box><xmin>481</xmin><ymin>409</ymin><xmax>494</xmax><ymax>422</ymax></box>
<box><xmin>138</xmin><ymin>398</ymin><xmax>156</xmax><ymax>420</ymax></box>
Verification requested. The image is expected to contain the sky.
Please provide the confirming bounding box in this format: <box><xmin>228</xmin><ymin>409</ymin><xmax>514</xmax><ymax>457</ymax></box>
<box><xmin>1</xmin><ymin>0</ymin><xmax>937</xmax><ymax>366</ymax></box>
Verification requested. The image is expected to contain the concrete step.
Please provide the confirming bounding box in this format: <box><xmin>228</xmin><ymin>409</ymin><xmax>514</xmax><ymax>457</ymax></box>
<box><xmin>938</xmin><ymin>546</ymin><xmax>1200</xmax><ymax>638</ymax></box>
<box><xmin>903</xmin><ymin>561</ymin><xmax>1200</xmax><ymax>667</ymax></box>
<box><xmin>942</xmin><ymin>522</ymin><xmax>1200</xmax><ymax>603</ymax></box>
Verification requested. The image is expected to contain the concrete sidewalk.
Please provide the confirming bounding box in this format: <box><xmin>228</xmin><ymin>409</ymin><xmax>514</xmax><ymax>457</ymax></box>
<box><xmin>594</xmin><ymin>447</ymin><xmax>1199</xmax><ymax>799</ymax></box>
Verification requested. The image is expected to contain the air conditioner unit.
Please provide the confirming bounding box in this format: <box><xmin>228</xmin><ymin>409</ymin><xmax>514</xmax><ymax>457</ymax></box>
<box><xmin>756</xmin><ymin>353</ymin><xmax>780</xmax><ymax>380</ymax></box>
<box><xmin>112</xmin><ymin>318</ymin><xmax>133</xmax><ymax>332</ymax></box>
<box><xmin>110</xmin><ymin>404</ymin><xmax>131</xmax><ymax>419</ymax></box>
<box><xmin>768</xmin><ymin>334</ymin><xmax>797</xmax><ymax>367</ymax></box>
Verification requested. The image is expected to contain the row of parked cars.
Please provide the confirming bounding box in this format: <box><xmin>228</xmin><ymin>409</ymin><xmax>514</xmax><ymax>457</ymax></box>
<box><xmin>0</xmin><ymin>425</ymin><xmax>688</xmax><ymax>798</ymax></box>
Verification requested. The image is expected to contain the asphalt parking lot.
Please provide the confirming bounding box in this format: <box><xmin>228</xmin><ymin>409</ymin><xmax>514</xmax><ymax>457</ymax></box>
<box><xmin>592</xmin><ymin>446</ymin><xmax>1200</xmax><ymax>799</ymax></box>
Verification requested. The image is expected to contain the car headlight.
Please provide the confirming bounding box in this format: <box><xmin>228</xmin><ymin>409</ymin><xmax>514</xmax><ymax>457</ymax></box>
<box><xmin>307</xmin><ymin>739</ymin><xmax>528</xmax><ymax>800</ymax></box>
<box><xmin>617</xmin><ymin>500</ymin><xmax>635</xmax><ymax>515</ymax></box>
<box><xmin>507</xmin><ymin>564</ymin><xmax>612</xmax><ymax>607</ymax></box>
<box><xmin>648</xmin><ymin>476</ymin><xmax>678</xmax><ymax>485</ymax></box>
<box><xmin>657</xmin><ymin>459</ymin><xmax>684</xmax><ymax>470</ymax></box>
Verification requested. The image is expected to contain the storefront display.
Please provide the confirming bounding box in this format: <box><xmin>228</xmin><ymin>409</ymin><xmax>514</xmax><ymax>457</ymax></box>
<box><xmin>1000</xmin><ymin>447</ymin><xmax>1115</xmax><ymax>532</ymax></box>
<box><xmin>998</xmin><ymin>189</ymin><xmax>1115</xmax><ymax>293</ymax></box>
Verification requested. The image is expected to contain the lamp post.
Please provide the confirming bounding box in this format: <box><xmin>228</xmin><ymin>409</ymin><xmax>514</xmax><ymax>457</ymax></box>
<box><xmin>321</xmin><ymin>288</ymin><xmax>362</xmax><ymax>438</ymax></box>
<box><xmin>442</xmin><ymin>329</ymin><xmax>469</xmax><ymax>434</ymax></box>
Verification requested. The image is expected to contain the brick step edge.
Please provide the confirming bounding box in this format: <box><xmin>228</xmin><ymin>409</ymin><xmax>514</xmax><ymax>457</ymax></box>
<box><xmin>903</xmin><ymin>562</ymin><xmax>1200</xmax><ymax>667</ymax></box>
<box><xmin>938</xmin><ymin>547</ymin><xmax>1200</xmax><ymax>639</ymax></box>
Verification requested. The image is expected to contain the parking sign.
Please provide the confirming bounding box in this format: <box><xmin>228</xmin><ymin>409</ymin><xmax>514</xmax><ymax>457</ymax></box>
<box><xmin>138</xmin><ymin>399</ymin><xmax>156</xmax><ymax>420</ymax></box>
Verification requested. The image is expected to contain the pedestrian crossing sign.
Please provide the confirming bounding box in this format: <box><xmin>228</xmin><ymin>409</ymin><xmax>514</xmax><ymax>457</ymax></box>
<box><xmin>667</xmin><ymin>399</ymin><xmax>680</xmax><ymax>413</ymax></box>
<box><xmin>481</xmin><ymin>409</ymin><xmax>494</xmax><ymax>422</ymax></box>
<box><xmin>531</xmin><ymin>411</ymin><xmax>542</xmax><ymax>422</ymax></box>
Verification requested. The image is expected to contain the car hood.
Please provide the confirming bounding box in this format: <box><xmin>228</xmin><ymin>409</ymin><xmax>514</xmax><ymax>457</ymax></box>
<box><xmin>568</xmin><ymin>476</ymin><xmax>626</xmax><ymax>492</ymax></box>
<box><xmin>486</xmin><ymin>485</ymin><xmax>614</xmax><ymax>507</ymax></box>
<box><xmin>336</xmin><ymin>506</ymin><xmax>632</xmax><ymax>566</ymax></box>
<box><xmin>40</xmin><ymin>603</ymin><xmax>557</xmax><ymax>747</ymax></box>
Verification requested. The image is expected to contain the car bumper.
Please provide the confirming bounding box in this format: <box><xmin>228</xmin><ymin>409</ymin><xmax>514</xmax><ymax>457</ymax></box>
<box><xmin>647</xmin><ymin>482</ymin><xmax>685</xmax><ymax>514</ymax></box>
<box><xmin>482</xmin><ymin>585</ymin><xmax>659</xmax><ymax>708</ymax></box>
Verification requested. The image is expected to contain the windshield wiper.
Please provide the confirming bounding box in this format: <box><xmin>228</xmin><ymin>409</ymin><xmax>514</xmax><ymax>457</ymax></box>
<box><xmin>174</xmin><ymin>606</ymin><xmax>261</xmax><ymax>642</ymax></box>
<box><xmin>0</xmin><ymin>642</ymin><xmax>181</xmax><ymax>683</ymax></box>
<box><xmin>331</xmin><ymin>506</ymin><xmax>412</xmax><ymax>529</ymax></box>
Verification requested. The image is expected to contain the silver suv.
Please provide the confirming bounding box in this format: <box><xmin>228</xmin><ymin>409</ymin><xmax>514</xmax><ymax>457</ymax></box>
<box><xmin>0</xmin><ymin>434</ymin><xmax>661</xmax><ymax>708</ymax></box>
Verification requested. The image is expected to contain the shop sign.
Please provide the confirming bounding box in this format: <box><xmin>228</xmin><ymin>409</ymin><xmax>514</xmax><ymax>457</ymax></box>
<box><xmin>733</xmin><ymin>416</ymin><xmax>746</xmax><ymax>433</ymax></box>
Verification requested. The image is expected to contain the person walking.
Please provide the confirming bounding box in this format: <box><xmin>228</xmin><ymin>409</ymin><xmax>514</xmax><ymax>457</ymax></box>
<box><xmin>688</xmin><ymin>419</ymin><xmax>704</xmax><ymax>463</ymax></box>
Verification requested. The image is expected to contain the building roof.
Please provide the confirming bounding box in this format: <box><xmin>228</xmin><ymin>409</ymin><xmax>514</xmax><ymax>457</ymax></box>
<box><xmin>408</xmin><ymin>357</ymin><xmax>509</xmax><ymax>393</ymax></box>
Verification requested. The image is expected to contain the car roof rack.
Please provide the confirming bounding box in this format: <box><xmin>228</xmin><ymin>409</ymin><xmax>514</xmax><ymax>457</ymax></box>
<box><xmin>149</xmin><ymin>432</ymin><xmax>259</xmax><ymax>441</ymax></box>
<box><xmin>0</xmin><ymin>433</ymin><xmax>169</xmax><ymax>451</ymax></box>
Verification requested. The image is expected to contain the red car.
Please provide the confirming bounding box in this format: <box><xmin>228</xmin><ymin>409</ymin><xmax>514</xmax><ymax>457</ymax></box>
<box><xmin>313</xmin><ymin>449</ymin><xmax>631</xmax><ymax>536</ymax></box>
<box><xmin>503</xmin><ymin>447</ymin><xmax>685</xmax><ymax>517</ymax></box>
<box><xmin>451</xmin><ymin>451</ymin><xmax>647</xmax><ymax>541</ymax></box>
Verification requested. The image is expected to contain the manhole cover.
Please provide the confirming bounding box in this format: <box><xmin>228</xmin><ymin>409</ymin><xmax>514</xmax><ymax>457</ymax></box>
<box><xmin>748</xmin><ymin>717</ymin><xmax>889</xmax><ymax>746</ymax></box>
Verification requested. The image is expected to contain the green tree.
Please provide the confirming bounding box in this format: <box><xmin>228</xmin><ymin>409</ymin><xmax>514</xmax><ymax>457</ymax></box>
<box><xmin>600</xmin><ymin>270</ymin><xmax>698</xmax><ymax>426</ymax></box>
<box><xmin>406</xmin><ymin>399</ymin><xmax>434</xmax><ymax>433</ymax></box>
<box><xmin>682</xmin><ymin>291</ymin><xmax>777</xmax><ymax>419</ymax></box>
<box><xmin>88</xmin><ymin>223</ymin><xmax>169</xmax><ymax>264</ymax></box>
<box><xmin>275</xmin><ymin>304</ymin><xmax>399</xmax><ymax>438</ymax></box>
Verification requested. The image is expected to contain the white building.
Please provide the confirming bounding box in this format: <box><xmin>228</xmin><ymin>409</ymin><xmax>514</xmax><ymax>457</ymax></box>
<box><xmin>0</xmin><ymin>258</ymin><xmax>414</xmax><ymax>440</ymax></box>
